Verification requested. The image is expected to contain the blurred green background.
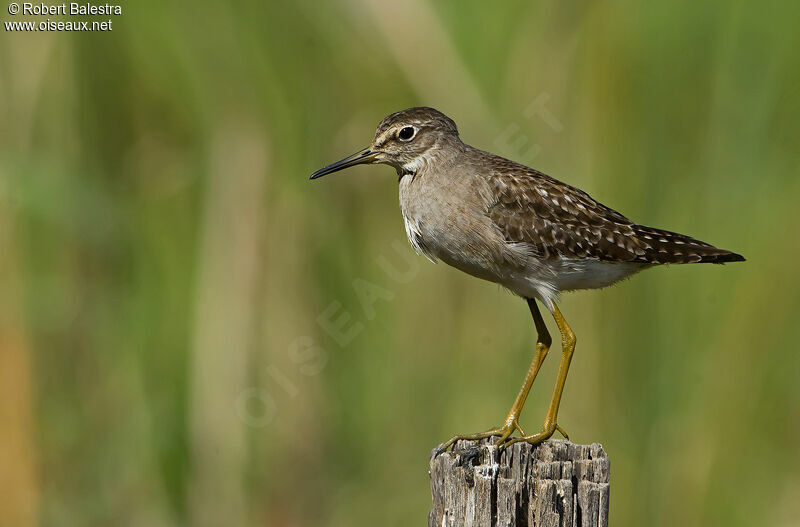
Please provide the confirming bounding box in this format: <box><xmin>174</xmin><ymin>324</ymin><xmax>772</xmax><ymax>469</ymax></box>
<box><xmin>1</xmin><ymin>1</ymin><xmax>799</xmax><ymax>525</ymax></box>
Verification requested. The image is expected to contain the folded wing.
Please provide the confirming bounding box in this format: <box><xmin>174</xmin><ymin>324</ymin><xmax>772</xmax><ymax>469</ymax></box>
<box><xmin>485</xmin><ymin>163</ymin><xmax>743</xmax><ymax>264</ymax></box>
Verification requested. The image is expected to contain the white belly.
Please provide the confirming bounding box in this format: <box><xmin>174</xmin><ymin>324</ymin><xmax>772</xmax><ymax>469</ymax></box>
<box><xmin>499</xmin><ymin>258</ymin><xmax>648</xmax><ymax>308</ymax></box>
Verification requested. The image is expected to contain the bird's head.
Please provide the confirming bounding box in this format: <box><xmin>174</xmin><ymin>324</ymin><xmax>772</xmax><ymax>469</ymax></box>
<box><xmin>309</xmin><ymin>107</ymin><xmax>460</xmax><ymax>180</ymax></box>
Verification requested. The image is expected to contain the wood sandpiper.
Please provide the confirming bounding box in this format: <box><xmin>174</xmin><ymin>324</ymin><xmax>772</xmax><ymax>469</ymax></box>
<box><xmin>310</xmin><ymin>107</ymin><xmax>744</xmax><ymax>452</ymax></box>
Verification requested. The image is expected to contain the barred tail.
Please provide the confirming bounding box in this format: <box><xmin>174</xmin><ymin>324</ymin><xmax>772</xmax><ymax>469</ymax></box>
<box><xmin>632</xmin><ymin>225</ymin><xmax>745</xmax><ymax>264</ymax></box>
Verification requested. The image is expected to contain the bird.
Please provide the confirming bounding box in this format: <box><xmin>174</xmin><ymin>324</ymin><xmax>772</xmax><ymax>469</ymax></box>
<box><xmin>309</xmin><ymin>106</ymin><xmax>744</xmax><ymax>452</ymax></box>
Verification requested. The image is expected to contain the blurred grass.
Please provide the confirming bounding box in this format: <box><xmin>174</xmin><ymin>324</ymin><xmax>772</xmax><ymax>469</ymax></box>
<box><xmin>1</xmin><ymin>0</ymin><xmax>799</xmax><ymax>525</ymax></box>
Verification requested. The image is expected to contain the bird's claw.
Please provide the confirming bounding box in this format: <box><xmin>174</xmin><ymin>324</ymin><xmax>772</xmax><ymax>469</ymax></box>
<box><xmin>502</xmin><ymin>421</ymin><xmax>570</xmax><ymax>447</ymax></box>
<box><xmin>434</xmin><ymin>419</ymin><xmax>528</xmax><ymax>457</ymax></box>
<box><xmin>555</xmin><ymin>424</ymin><xmax>569</xmax><ymax>440</ymax></box>
<box><xmin>434</xmin><ymin>427</ymin><xmax>512</xmax><ymax>456</ymax></box>
<box><xmin>434</xmin><ymin>421</ymin><xmax>570</xmax><ymax>457</ymax></box>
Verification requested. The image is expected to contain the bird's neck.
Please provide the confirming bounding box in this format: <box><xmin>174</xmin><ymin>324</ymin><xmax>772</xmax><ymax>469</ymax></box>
<box><xmin>399</xmin><ymin>140</ymin><xmax>465</xmax><ymax>180</ymax></box>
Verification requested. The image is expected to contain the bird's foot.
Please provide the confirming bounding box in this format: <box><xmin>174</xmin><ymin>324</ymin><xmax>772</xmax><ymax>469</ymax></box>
<box><xmin>503</xmin><ymin>421</ymin><xmax>570</xmax><ymax>448</ymax></box>
<box><xmin>433</xmin><ymin>418</ymin><xmax>526</xmax><ymax>457</ymax></box>
<box><xmin>433</xmin><ymin>419</ymin><xmax>571</xmax><ymax>457</ymax></box>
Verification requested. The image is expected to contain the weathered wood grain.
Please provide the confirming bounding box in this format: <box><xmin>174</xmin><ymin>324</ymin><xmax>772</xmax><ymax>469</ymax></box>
<box><xmin>429</xmin><ymin>439</ymin><xmax>609</xmax><ymax>527</ymax></box>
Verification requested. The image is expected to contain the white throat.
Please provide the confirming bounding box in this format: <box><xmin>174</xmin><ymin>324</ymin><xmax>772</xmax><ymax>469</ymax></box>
<box><xmin>401</xmin><ymin>151</ymin><xmax>435</xmax><ymax>175</ymax></box>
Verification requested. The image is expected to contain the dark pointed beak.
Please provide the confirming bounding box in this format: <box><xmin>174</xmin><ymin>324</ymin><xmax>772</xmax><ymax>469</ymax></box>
<box><xmin>309</xmin><ymin>147</ymin><xmax>379</xmax><ymax>180</ymax></box>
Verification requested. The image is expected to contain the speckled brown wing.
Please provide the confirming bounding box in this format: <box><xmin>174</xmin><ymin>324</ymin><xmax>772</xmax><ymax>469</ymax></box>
<box><xmin>484</xmin><ymin>156</ymin><xmax>744</xmax><ymax>264</ymax></box>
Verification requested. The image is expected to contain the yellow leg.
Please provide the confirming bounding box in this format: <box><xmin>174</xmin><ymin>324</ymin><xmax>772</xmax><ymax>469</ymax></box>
<box><xmin>506</xmin><ymin>302</ymin><xmax>576</xmax><ymax>447</ymax></box>
<box><xmin>436</xmin><ymin>298</ymin><xmax>552</xmax><ymax>454</ymax></box>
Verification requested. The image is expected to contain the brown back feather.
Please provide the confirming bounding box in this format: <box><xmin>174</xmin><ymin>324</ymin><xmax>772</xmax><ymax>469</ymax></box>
<box><xmin>482</xmin><ymin>154</ymin><xmax>744</xmax><ymax>264</ymax></box>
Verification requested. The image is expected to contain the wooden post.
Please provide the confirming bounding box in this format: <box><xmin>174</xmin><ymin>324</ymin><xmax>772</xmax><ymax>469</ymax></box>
<box><xmin>429</xmin><ymin>439</ymin><xmax>609</xmax><ymax>527</ymax></box>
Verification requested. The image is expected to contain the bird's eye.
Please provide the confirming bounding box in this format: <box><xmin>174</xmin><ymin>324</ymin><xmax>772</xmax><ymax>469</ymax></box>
<box><xmin>398</xmin><ymin>126</ymin><xmax>416</xmax><ymax>141</ymax></box>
